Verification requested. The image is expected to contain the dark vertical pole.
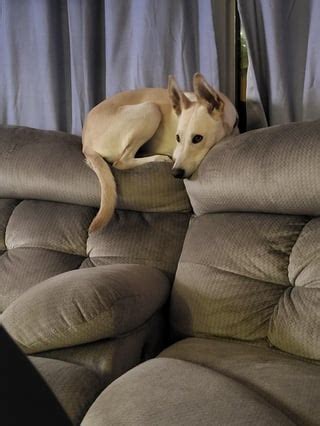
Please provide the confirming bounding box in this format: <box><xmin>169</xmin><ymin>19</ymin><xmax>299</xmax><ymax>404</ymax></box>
<box><xmin>235</xmin><ymin>3</ymin><xmax>241</xmax><ymax>115</ymax></box>
<box><xmin>235</xmin><ymin>2</ymin><xmax>247</xmax><ymax>132</ymax></box>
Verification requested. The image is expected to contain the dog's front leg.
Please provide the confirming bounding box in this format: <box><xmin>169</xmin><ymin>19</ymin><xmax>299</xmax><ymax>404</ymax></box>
<box><xmin>113</xmin><ymin>154</ymin><xmax>172</xmax><ymax>170</ymax></box>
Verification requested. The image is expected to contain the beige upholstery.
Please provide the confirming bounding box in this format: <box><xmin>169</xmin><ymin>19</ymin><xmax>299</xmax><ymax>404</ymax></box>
<box><xmin>0</xmin><ymin>125</ymin><xmax>190</xmax><ymax>424</ymax></box>
<box><xmin>161</xmin><ymin>338</ymin><xmax>320</xmax><ymax>424</ymax></box>
<box><xmin>186</xmin><ymin>119</ymin><xmax>320</xmax><ymax>216</ymax></box>
<box><xmin>38</xmin><ymin>313</ymin><xmax>165</xmax><ymax>380</ymax></box>
<box><xmin>4</xmin><ymin>121</ymin><xmax>320</xmax><ymax>424</ymax></box>
<box><xmin>0</xmin><ymin>126</ymin><xmax>190</xmax><ymax>212</ymax></box>
<box><xmin>86</xmin><ymin>209</ymin><xmax>189</xmax><ymax>274</ymax></box>
<box><xmin>170</xmin><ymin>120</ymin><xmax>320</xmax><ymax>360</ymax></box>
<box><xmin>84</xmin><ymin>336</ymin><xmax>320</xmax><ymax>425</ymax></box>
<box><xmin>30</xmin><ymin>356</ymin><xmax>104</xmax><ymax>425</ymax></box>
<box><xmin>82</xmin><ymin>358</ymin><xmax>295</xmax><ymax>426</ymax></box>
<box><xmin>171</xmin><ymin>211</ymin><xmax>320</xmax><ymax>359</ymax></box>
<box><xmin>83</xmin><ymin>120</ymin><xmax>320</xmax><ymax>426</ymax></box>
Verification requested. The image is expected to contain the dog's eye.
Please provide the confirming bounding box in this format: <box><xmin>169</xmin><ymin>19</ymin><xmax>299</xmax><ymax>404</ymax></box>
<box><xmin>176</xmin><ymin>134</ymin><xmax>180</xmax><ymax>143</ymax></box>
<box><xmin>192</xmin><ymin>134</ymin><xmax>203</xmax><ymax>144</ymax></box>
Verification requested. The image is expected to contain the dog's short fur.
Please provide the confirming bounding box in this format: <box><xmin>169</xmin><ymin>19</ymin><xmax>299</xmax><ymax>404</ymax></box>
<box><xmin>82</xmin><ymin>73</ymin><xmax>238</xmax><ymax>232</ymax></box>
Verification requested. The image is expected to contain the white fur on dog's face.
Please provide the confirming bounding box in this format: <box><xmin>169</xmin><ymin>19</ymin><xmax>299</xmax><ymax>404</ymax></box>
<box><xmin>168</xmin><ymin>73</ymin><xmax>237</xmax><ymax>179</ymax></box>
<box><xmin>172</xmin><ymin>103</ymin><xmax>226</xmax><ymax>178</ymax></box>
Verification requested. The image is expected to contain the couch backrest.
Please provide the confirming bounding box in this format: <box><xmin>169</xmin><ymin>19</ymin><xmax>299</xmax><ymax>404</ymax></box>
<box><xmin>0</xmin><ymin>126</ymin><xmax>191</xmax><ymax>313</ymax></box>
<box><xmin>0</xmin><ymin>126</ymin><xmax>190</xmax><ymax>212</ymax></box>
<box><xmin>170</xmin><ymin>119</ymin><xmax>320</xmax><ymax>361</ymax></box>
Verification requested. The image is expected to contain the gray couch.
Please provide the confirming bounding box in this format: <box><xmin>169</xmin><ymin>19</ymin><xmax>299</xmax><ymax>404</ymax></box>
<box><xmin>0</xmin><ymin>126</ymin><xmax>190</xmax><ymax>424</ymax></box>
<box><xmin>82</xmin><ymin>120</ymin><xmax>320</xmax><ymax>425</ymax></box>
<box><xmin>2</xmin><ymin>121</ymin><xmax>320</xmax><ymax>425</ymax></box>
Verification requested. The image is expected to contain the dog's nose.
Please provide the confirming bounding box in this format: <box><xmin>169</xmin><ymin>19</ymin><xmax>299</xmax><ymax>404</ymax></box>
<box><xmin>172</xmin><ymin>168</ymin><xmax>185</xmax><ymax>179</ymax></box>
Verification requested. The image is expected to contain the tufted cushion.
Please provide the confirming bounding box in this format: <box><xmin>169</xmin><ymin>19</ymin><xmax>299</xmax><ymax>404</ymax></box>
<box><xmin>0</xmin><ymin>249</ymin><xmax>84</xmax><ymax>311</ymax></box>
<box><xmin>86</xmin><ymin>210</ymin><xmax>189</xmax><ymax>274</ymax></box>
<box><xmin>0</xmin><ymin>124</ymin><xmax>190</xmax><ymax>366</ymax></box>
<box><xmin>186</xmin><ymin>119</ymin><xmax>320</xmax><ymax>216</ymax></box>
<box><xmin>0</xmin><ymin>125</ymin><xmax>190</xmax><ymax>213</ymax></box>
<box><xmin>174</xmin><ymin>120</ymin><xmax>320</xmax><ymax>361</ymax></box>
<box><xmin>0</xmin><ymin>196</ymin><xmax>184</xmax><ymax>352</ymax></box>
<box><xmin>6</xmin><ymin>200</ymin><xmax>94</xmax><ymax>256</ymax></box>
<box><xmin>0</xmin><ymin>199</ymin><xmax>92</xmax><ymax>312</ymax></box>
<box><xmin>171</xmin><ymin>211</ymin><xmax>320</xmax><ymax>360</ymax></box>
<box><xmin>0</xmin><ymin>126</ymin><xmax>190</xmax><ymax>315</ymax></box>
<box><xmin>0</xmin><ymin>199</ymin><xmax>188</xmax><ymax>314</ymax></box>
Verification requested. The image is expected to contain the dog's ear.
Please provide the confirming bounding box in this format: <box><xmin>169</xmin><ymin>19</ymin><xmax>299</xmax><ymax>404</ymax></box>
<box><xmin>193</xmin><ymin>73</ymin><xmax>224</xmax><ymax>114</ymax></box>
<box><xmin>168</xmin><ymin>75</ymin><xmax>191</xmax><ymax>115</ymax></box>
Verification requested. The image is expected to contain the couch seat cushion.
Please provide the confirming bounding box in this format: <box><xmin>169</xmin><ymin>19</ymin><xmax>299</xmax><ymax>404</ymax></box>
<box><xmin>81</xmin><ymin>357</ymin><xmax>294</xmax><ymax>426</ymax></box>
<box><xmin>160</xmin><ymin>337</ymin><xmax>320</xmax><ymax>425</ymax></box>
<box><xmin>30</xmin><ymin>356</ymin><xmax>104</xmax><ymax>425</ymax></box>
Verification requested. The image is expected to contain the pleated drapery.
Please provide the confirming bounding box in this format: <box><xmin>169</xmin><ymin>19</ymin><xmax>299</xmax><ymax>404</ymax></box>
<box><xmin>238</xmin><ymin>0</ymin><xmax>320</xmax><ymax>130</ymax></box>
<box><xmin>0</xmin><ymin>0</ymin><xmax>227</xmax><ymax>135</ymax></box>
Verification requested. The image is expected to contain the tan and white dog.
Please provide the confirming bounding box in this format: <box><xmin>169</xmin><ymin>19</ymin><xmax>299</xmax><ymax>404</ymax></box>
<box><xmin>82</xmin><ymin>73</ymin><xmax>238</xmax><ymax>232</ymax></box>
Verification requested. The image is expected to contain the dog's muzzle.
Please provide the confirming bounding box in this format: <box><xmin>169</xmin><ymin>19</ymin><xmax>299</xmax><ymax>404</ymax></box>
<box><xmin>171</xmin><ymin>168</ymin><xmax>185</xmax><ymax>179</ymax></box>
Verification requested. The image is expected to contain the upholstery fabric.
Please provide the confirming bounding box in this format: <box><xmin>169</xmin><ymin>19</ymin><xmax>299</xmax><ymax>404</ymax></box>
<box><xmin>0</xmin><ymin>199</ymin><xmax>188</xmax><ymax>311</ymax></box>
<box><xmin>176</xmin><ymin>120</ymin><xmax>320</xmax><ymax>360</ymax></box>
<box><xmin>186</xmin><ymin>120</ymin><xmax>320</xmax><ymax>216</ymax></box>
<box><xmin>0</xmin><ymin>199</ymin><xmax>19</xmax><ymax>250</ymax></box>
<box><xmin>81</xmin><ymin>119</ymin><xmax>320</xmax><ymax>422</ymax></box>
<box><xmin>160</xmin><ymin>337</ymin><xmax>320</xmax><ymax>425</ymax></box>
<box><xmin>0</xmin><ymin>124</ymin><xmax>190</xmax><ymax>335</ymax></box>
<box><xmin>0</xmin><ymin>249</ymin><xmax>83</xmax><ymax>311</ymax></box>
<box><xmin>39</xmin><ymin>313</ymin><xmax>165</xmax><ymax>382</ymax></box>
<box><xmin>0</xmin><ymin>124</ymin><xmax>190</xmax><ymax>421</ymax></box>
<box><xmin>0</xmin><ymin>126</ymin><xmax>191</xmax><ymax>212</ymax></box>
<box><xmin>1</xmin><ymin>265</ymin><xmax>170</xmax><ymax>354</ymax></box>
<box><xmin>81</xmin><ymin>358</ymin><xmax>295</xmax><ymax>426</ymax></box>
<box><xmin>31</xmin><ymin>356</ymin><xmax>104</xmax><ymax>426</ymax></box>
<box><xmin>6</xmin><ymin>200</ymin><xmax>94</xmax><ymax>256</ymax></box>
<box><xmin>86</xmin><ymin>210</ymin><xmax>189</xmax><ymax>275</ymax></box>
<box><xmin>171</xmin><ymin>211</ymin><xmax>320</xmax><ymax>360</ymax></box>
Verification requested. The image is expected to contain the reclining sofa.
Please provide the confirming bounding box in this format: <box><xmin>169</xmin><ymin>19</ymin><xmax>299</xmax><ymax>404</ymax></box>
<box><xmin>0</xmin><ymin>125</ymin><xmax>191</xmax><ymax>423</ymax></box>
<box><xmin>2</xmin><ymin>120</ymin><xmax>320</xmax><ymax>425</ymax></box>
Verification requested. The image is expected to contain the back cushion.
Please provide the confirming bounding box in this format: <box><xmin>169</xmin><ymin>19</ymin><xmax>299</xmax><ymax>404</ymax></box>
<box><xmin>0</xmin><ymin>203</ymin><xmax>189</xmax><ymax>314</ymax></box>
<box><xmin>0</xmin><ymin>126</ymin><xmax>190</xmax><ymax>213</ymax></box>
<box><xmin>185</xmin><ymin>119</ymin><xmax>320</xmax><ymax>216</ymax></box>
<box><xmin>171</xmin><ymin>120</ymin><xmax>320</xmax><ymax>361</ymax></box>
<box><xmin>0</xmin><ymin>126</ymin><xmax>190</xmax><ymax>314</ymax></box>
<box><xmin>171</xmin><ymin>213</ymin><xmax>320</xmax><ymax>359</ymax></box>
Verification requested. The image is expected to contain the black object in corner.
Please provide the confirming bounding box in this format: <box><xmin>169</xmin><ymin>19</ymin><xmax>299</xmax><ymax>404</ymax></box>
<box><xmin>0</xmin><ymin>326</ymin><xmax>72</xmax><ymax>426</ymax></box>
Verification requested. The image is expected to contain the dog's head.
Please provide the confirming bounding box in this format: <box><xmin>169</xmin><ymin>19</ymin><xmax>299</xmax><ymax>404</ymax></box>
<box><xmin>168</xmin><ymin>73</ymin><xmax>239</xmax><ymax>179</ymax></box>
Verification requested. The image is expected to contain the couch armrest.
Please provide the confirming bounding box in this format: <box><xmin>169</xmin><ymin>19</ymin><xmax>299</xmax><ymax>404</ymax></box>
<box><xmin>0</xmin><ymin>264</ymin><xmax>170</xmax><ymax>354</ymax></box>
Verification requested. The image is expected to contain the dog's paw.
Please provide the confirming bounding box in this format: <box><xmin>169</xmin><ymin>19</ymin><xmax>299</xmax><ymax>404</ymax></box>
<box><xmin>154</xmin><ymin>155</ymin><xmax>173</xmax><ymax>163</ymax></box>
<box><xmin>112</xmin><ymin>159</ymin><xmax>130</xmax><ymax>170</ymax></box>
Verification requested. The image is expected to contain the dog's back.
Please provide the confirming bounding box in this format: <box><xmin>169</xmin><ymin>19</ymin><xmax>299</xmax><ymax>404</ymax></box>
<box><xmin>82</xmin><ymin>74</ymin><xmax>239</xmax><ymax>233</ymax></box>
